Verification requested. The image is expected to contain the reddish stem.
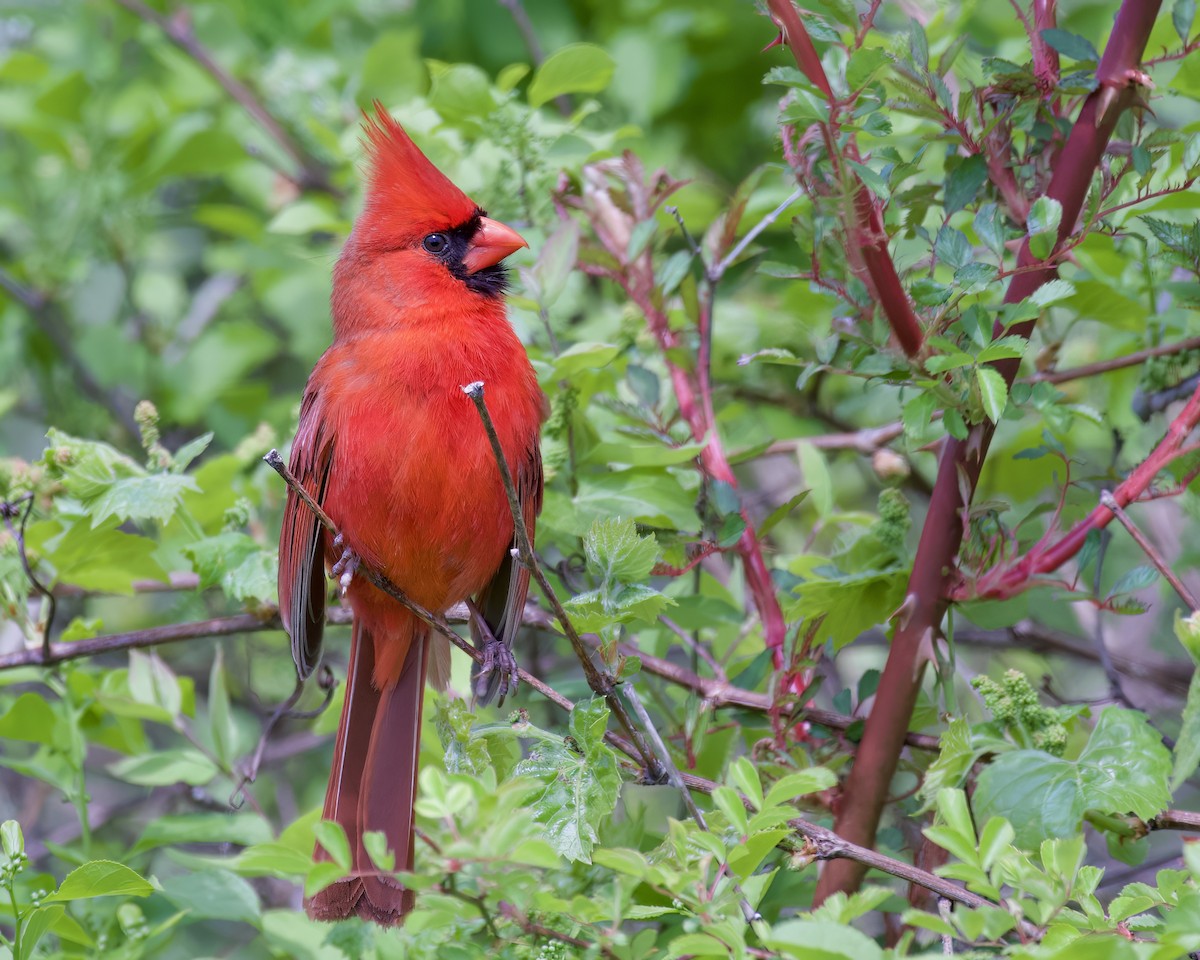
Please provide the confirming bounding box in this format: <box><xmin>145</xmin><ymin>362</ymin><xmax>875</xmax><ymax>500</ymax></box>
<box><xmin>816</xmin><ymin>0</ymin><xmax>1164</xmax><ymax>902</ymax></box>
<box><xmin>766</xmin><ymin>0</ymin><xmax>925</xmax><ymax>358</ymax></box>
<box><xmin>987</xmin><ymin>383</ymin><xmax>1200</xmax><ymax>594</ymax></box>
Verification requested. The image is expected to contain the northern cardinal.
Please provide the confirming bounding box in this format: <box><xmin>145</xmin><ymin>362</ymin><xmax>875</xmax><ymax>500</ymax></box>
<box><xmin>278</xmin><ymin>105</ymin><xmax>544</xmax><ymax>925</ymax></box>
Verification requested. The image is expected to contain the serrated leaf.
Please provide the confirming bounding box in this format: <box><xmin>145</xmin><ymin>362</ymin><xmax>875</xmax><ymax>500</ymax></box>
<box><xmin>1030</xmin><ymin>279</ymin><xmax>1076</xmax><ymax>307</ymax></box>
<box><xmin>1027</xmin><ymin>197</ymin><xmax>1063</xmax><ymax>259</ymax></box>
<box><xmin>515</xmin><ymin>698</ymin><xmax>622</xmax><ymax>862</ymax></box>
<box><xmin>183</xmin><ymin>532</ymin><xmax>277</xmax><ymax>606</ymax></box>
<box><xmin>945</xmin><ymin>154</ymin><xmax>988</xmax><ymax>216</ymax></box>
<box><xmin>584</xmin><ymin>517</ymin><xmax>658</xmax><ymax>585</ymax></box>
<box><xmin>975</xmin><ymin>708</ymin><xmax>1170</xmax><ymax>849</ymax></box>
<box><xmin>976</xmin><ymin>366</ymin><xmax>1008</xmax><ymax>423</ymax></box>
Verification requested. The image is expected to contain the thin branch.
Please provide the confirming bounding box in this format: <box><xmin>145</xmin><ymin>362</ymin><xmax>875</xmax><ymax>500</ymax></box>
<box><xmin>112</xmin><ymin>0</ymin><xmax>336</xmax><ymax>195</ymax></box>
<box><xmin>1099</xmin><ymin>490</ymin><xmax>1200</xmax><ymax>609</ymax></box>
<box><xmin>1025</xmin><ymin>336</ymin><xmax>1200</xmax><ymax>385</ymax></box>
<box><xmin>461</xmin><ymin>382</ymin><xmax>660</xmax><ymax>775</ymax></box>
<box><xmin>970</xmin><ymin>379</ymin><xmax>1200</xmax><ymax>599</ymax></box>
<box><xmin>710</xmin><ymin>188</ymin><xmax>804</xmax><ymax>280</ymax></box>
<box><xmin>497</xmin><ymin>902</ymin><xmax>619</xmax><ymax>959</ymax></box>
<box><xmin>230</xmin><ymin>664</ymin><xmax>337</xmax><ymax>808</ymax></box>
<box><xmin>1</xmin><ymin>495</ymin><xmax>56</xmax><ymax>658</ymax></box>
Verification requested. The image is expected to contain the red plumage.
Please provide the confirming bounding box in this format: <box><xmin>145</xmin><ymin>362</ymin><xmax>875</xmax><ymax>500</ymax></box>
<box><xmin>278</xmin><ymin>105</ymin><xmax>544</xmax><ymax>925</ymax></box>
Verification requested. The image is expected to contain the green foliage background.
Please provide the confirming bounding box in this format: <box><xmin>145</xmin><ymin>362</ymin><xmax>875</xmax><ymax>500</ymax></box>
<box><xmin>3</xmin><ymin>0</ymin><xmax>1200</xmax><ymax>957</ymax></box>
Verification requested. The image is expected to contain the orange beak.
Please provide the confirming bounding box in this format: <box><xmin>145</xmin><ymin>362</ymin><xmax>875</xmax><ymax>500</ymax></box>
<box><xmin>463</xmin><ymin>217</ymin><xmax>528</xmax><ymax>274</ymax></box>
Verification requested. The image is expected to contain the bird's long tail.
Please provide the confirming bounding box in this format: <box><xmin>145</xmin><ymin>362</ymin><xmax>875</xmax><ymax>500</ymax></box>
<box><xmin>307</xmin><ymin>614</ymin><xmax>429</xmax><ymax>925</ymax></box>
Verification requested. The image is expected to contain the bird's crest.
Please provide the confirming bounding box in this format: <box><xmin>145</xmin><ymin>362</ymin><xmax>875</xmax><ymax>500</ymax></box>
<box><xmin>355</xmin><ymin>103</ymin><xmax>479</xmax><ymax>249</ymax></box>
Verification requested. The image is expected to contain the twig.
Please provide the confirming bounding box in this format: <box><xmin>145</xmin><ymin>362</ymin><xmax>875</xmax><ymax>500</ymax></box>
<box><xmin>615</xmin><ymin>638</ymin><xmax>940</xmax><ymax>750</ymax></box>
<box><xmin>497</xmin><ymin>902</ymin><xmax>619</xmax><ymax>959</ymax></box>
<box><xmin>970</xmin><ymin>380</ymin><xmax>1200</xmax><ymax>599</ymax></box>
<box><xmin>710</xmin><ymin>188</ymin><xmax>804</xmax><ymax>280</ymax></box>
<box><xmin>621</xmin><ymin>682</ymin><xmax>761</xmax><ymax>923</ymax></box>
<box><xmin>1026</xmin><ymin>336</ymin><xmax>1200</xmax><ymax>385</ymax></box>
<box><xmin>230</xmin><ymin>664</ymin><xmax>337</xmax><ymax>808</ymax></box>
<box><xmin>1099</xmin><ymin>491</ymin><xmax>1200</xmax><ymax>609</ymax></box>
<box><xmin>460</xmin><ymin>382</ymin><xmax>661</xmax><ymax>775</ymax></box>
<box><xmin>112</xmin><ymin>0</ymin><xmax>336</xmax><ymax>195</ymax></box>
<box><xmin>1</xmin><ymin>495</ymin><xmax>57</xmax><ymax>658</ymax></box>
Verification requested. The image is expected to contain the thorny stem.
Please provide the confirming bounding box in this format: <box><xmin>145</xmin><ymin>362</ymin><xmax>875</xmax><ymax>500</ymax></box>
<box><xmin>460</xmin><ymin>383</ymin><xmax>661</xmax><ymax>775</ymax></box>
<box><xmin>819</xmin><ymin>0</ymin><xmax>1165</xmax><ymax>902</ymax></box>
<box><xmin>966</xmin><ymin>380</ymin><xmax>1200</xmax><ymax>600</ymax></box>
<box><xmin>765</xmin><ymin>0</ymin><xmax>925</xmax><ymax>358</ymax></box>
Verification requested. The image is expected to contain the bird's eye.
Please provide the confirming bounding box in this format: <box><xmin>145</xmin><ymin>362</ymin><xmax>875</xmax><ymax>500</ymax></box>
<box><xmin>422</xmin><ymin>233</ymin><xmax>448</xmax><ymax>254</ymax></box>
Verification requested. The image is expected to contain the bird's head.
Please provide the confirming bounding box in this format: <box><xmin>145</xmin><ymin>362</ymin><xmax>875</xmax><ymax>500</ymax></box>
<box><xmin>345</xmin><ymin>104</ymin><xmax>528</xmax><ymax>301</ymax></box>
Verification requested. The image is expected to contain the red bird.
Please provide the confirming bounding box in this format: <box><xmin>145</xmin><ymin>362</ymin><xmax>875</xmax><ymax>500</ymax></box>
<box><xmin>278</xmin><ymin>106</ymin><xmax>544</xmax><ymax>925</ymax></box>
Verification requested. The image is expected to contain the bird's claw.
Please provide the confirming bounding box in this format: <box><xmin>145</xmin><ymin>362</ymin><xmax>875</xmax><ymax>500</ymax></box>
<box><xmin>475</xmin><ymin>638</ymin><xmax>520</xmax><ymax>705</ymax></box>
<box><xmin>330</xmin><ymin>535</ymin><xmax>360</xmax><ymax>597</ymax></box>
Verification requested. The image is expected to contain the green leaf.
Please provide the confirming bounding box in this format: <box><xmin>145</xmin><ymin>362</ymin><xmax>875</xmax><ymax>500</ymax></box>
<box><xmin>846</xmin><ymin>47</ymin><xmax>890</xmax><ymax>91</ymax></box>
<box><xmin>976</xmin><ymin>367</ymin><xmax>1009</xmax><ymax>423</ymax></box>
<box><xmin>160</xmin><ymin>869</ymin><xmax>261</xmax><ymax>924</ymax></box>
<box><xmin>108</xmin><ymin>749</ymin><xmax>219</xmax><ymax>787</ymax></box>
<box><xmin>363</xmin><ymin>830</ymin><xmax>396</xmax><ymax>872</ymax></box>
<box><xmin>18</xmin><ymin>905</ymin><xmax>64</xmax><ymax>960</ymax></box>
<box><xmin>764</xmin><ymin>768</ymin><xmax>837</xmax><ymax>808</ymax></box>
<box><xmin>39</xmin><ymin>520</ymin><xmax>167</xmax><ymax>594</ymax></box>
<box><xmin>528</xmin><ymin>43</ymin><xmax>615</xmax><ymax>107</ymax></box>
<box><xmin>786</xmin><ymin>570</ymin><xmax>908</xmax><ymax>651</ymax></box>
<box><xmin>132</xmin><ymin>812</ymin><xmax>272</xmax><ymax>853</ymax></box>
<box><xmin>184</xmin><ymin>532</ymin><xmax>277</xmax><ymax>606</ymax></box>
<box><xmin>1107</xmin><ymin>565</ymin><xmax>1159</xmax><ymax>598</ymax></box>
<box><xmin>515</xmin><ymin>698</ymin><xmax>622</xmax><ymax>862</ymax></box>
<box><xmin>46</xmin><ymin>861</ymin><xmax>152</xmax><ymax>902</ymax></box>
<box><xmin>584</xmin><ymin>517</ymin><xmax>658</xmax><ymax>584</ymax></box>
<box><xmin>765</xmin><ymin>919</ymin><xmax>883</xmax><ymax>960</ymax></box>
<box><xmin>1040</xmin><ymin>28</ymin><xmax>1099</xmax><ymax>62</ymax></box>
<box><xmin>0</xmin><ymin>692</ymin><xmax>60</xmax><ymax>745</ymax></box>
<box><xmin>1176</xmin><ymin>0</ymin><xmax>1197</xmax><ymax>44</ymax></box>
<box><xmin>945</xmin><ymin>155</ymin><xmax>989</xmax><ymax>216</ymax></box>
<box><xmin>208</xmin><ymin>645</ymin><xmax>237</xmax><ymax>768</ymax></box>
<box><xmin>313</xmin><ymin>821</ymin><xmax>352</xmax><ymax>872</ymax></box>
<box><xmin>551</xmin><ymin>341</ymin><xmax>621</xmax><ymax>378</ymax></box>
<box><xmin>975</xmin><ymin>708</ymin><xmax>1170</xmax><ymax>849</ymax></box>
<box><xmin>1027</xmin><ymin>197</ymin><xmax>1064</xmax><ymax>259</ymax></box>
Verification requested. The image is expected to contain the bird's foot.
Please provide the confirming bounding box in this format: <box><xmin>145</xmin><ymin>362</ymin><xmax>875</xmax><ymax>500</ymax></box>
<box><xmin>331</xmin><ymin>534</ymin><xmax>360</xmax><ymax>597</ymax></box>
<box><xmin>477</xmin><ymin>639</ymin><xmax>519</xmax><ymax>704</ymax></box>
<box><xmin>468</xmin><ymin>603</ymin><xmax>519</xmax><ymax>705</ymax></box>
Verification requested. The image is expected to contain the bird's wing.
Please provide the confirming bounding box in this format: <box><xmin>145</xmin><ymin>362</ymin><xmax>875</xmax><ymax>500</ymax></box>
<box><xmin>279</xmin><ymin>385</ymin><xmax>334</xmax><ymax>680</ymax></box>
<box><xmin>471</xmin><ymin>440</ymin><xmax>543</xmax><ymax>703</ymax></box>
